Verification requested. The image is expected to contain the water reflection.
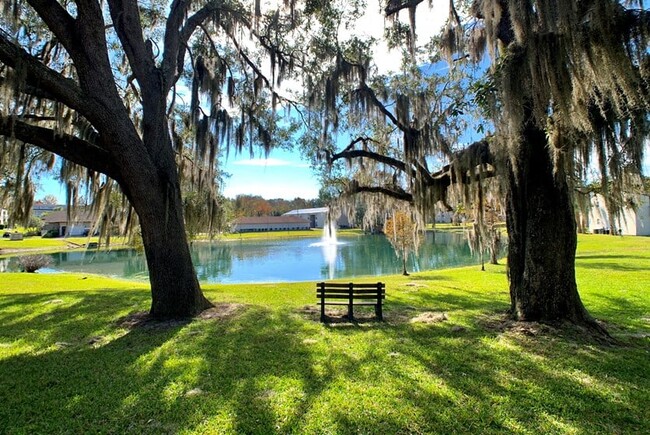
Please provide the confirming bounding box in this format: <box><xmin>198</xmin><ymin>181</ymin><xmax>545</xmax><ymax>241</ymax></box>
<box><xmin>1</xmin><ymin>232</ymin><xmax>482</xmax><ymax>283</ymax></box>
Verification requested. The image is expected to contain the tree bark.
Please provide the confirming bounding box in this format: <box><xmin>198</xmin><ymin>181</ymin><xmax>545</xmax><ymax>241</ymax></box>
<box><xmin>506</xmin><ymin>119</ymin><xmax>597</xmax><ymax>326</ymax></box>
<box><xmin>130</xmin><ymin>174</ymin><xmax>213</xmax><ymax>318</ymax></box>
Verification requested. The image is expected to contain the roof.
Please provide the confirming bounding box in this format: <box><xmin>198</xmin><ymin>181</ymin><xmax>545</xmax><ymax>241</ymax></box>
<box><xmin>235</xmin><ymin>216</ymin><xmax>310</xmax><ymax>225</ymax></box>
<box><xmin>42</xmin><ymin>209</ymin><xmax>96</xmax><ymax>224</ymax></box>
<box><xmin>33</xmin><ymin>204</ymin><xmax>61</xmax><ymax>210</ymax></box>
<box><xmin>283</xmin><ymin>207</ymin><xmax>329</xmax><ymax>215</ymax></box>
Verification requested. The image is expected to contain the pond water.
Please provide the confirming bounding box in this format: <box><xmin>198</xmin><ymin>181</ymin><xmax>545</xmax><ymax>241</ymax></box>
<box><xmin>1</xmin><ymin>232</ymin><xmax>482</xmax><ymax>283</ymax></box>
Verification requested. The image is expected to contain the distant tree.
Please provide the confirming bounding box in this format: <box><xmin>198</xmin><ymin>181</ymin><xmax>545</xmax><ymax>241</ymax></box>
<box><xmin>384</xmin><ymin>210</ymin><xmax>420</xmax><ymax>276</ymax></box>
<box><xmin>39</xmin><ymin>194</ymin><xmax>59</xmax><ymax>205</ymax></box>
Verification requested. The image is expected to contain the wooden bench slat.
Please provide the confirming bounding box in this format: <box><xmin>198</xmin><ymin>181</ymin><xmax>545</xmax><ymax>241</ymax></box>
<box><xmin>317</xmin><ymin>295</ymin><xmax>385</xmax><ymax>300</ymax></box>
<box><xmin>317</xmin><ymin>282</ymin><xmax>384</xmax><ymax>289</ymax></box>
<box><xmin>317</xmin><ymin>290</ymin><xmax>385</xmax><ymax>295</ymax></box>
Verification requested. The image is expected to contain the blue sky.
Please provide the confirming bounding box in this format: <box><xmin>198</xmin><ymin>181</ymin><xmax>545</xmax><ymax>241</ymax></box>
<box><xmin>221</xmin><ymin>148</ymin><xmax>320</xmax><ymax>199</ymax></box>
<box><xmin>37</xmin><ymin>147</ymin><xmax>321</xmax><ymax>202</ymax></box>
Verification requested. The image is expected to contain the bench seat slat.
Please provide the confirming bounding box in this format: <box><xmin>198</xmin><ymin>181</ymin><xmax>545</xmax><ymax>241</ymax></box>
<box><xmin>318</xmin><ymin>302</ymin><xmax>380</xmax><ymax>306</ymax></box>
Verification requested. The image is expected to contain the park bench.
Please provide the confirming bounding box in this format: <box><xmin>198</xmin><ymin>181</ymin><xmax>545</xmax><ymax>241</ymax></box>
<box><xmin>316</xmin><ymin>282</ymin><xmax>385</xmax><ymax>322</ymax></box>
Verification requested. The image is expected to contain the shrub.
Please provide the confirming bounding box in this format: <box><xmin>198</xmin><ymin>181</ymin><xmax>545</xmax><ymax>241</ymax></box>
<box><xmin>41</xmin><ymin>230</ymin><xmax>59</xmax><ymax>238</ymax></box>
<box><xmin>17</xmin><ymin>255</ymin><xmax>52</xmax><ymax>273</ymax></box>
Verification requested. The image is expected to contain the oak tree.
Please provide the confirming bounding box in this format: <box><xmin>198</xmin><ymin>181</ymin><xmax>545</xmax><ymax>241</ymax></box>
<box><xmin>0</xmin><ymin>0</ymin><xmax>308</xmax><ymax>318</ymax></box>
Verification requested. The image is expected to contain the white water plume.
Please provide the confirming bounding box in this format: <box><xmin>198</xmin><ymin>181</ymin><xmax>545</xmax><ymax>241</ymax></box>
<box><xmin>309</xmin><ymin>219</ymin><xmax>345</xmax><ymax>279</ymax></box>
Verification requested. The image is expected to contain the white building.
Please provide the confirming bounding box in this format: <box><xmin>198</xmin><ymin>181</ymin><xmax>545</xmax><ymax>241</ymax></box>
<box><xmin>588</xmin><ymin>193</ymin><xmax>650</xmax><ymax>236</ymax></box>
<box><xmin>283</xmin><ymin>207</ymin><xmax>351</xmax><ymax>229</ymax></box>
<box><xmin>42</xmin><ymin>209</ymin><xmax>96</xmax><ymax>237</ymax></box>
<box><xmin>232</xmin><ymin>216</ymin><xmax>311</xmax><ymax>233</ymax></box>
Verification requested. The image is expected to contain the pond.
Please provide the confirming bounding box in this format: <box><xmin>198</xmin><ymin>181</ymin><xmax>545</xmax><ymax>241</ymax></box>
<box><xmin>1</xmin><ymin>232</ymin><xmax>483</xmax><ymax>283</ymax></box>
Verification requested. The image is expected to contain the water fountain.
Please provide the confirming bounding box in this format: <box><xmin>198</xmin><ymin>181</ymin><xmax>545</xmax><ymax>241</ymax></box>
<box><xmin>309</xmin><ymin>218</ymin><xmax>344</xmax><ymax>279</ymax></box>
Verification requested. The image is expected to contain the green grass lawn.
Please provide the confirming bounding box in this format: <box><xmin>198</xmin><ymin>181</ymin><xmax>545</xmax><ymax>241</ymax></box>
<box><xmin>0</xmin><ymin>234</ymin><xmax>648</xmax><ymax>434</ymax></box>
<box><xmin>0</xmin><ymin>236</ymin><xmax>129</xmax><ymax>255</ymax></box>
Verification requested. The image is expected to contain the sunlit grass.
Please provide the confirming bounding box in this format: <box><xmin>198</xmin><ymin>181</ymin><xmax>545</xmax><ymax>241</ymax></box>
<box><xmin>0</xmin><ymin>236</ymin><xmax>129</xmax><ymax>254</ymax></box>
<box><xmin>0</xmin><ymin>234</ymin><xmax>648</xmax><ymax>433</ymax></box>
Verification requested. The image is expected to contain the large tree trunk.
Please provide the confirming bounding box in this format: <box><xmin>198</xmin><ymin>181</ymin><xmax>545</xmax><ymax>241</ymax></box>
<box><xmin>125</xmin><ymin>97</ymin><xmax>212</xmax><ymax>319</ymax></box>
<box><xmin>134</xmin><ymin>180</ymin><xmax>213</xmax><ymax>319</ymax></box>
<box><xmin>506</xmin><ymin>120</ymin><xmax>597</xmax><ymax>326</ymax></box>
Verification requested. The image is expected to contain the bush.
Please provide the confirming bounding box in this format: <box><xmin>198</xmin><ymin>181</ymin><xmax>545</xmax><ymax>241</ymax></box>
<box><xmin>41</xmin><ymin>230</ymin><xmax>59</xmax><ymax>238</ymax></box>
<box><xmin>17</xmin><ymin>255</ymin><xmax>52</xmax><ymax>273</ymax></box>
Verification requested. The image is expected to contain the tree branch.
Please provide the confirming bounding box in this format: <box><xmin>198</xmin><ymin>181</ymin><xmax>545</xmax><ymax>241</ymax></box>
<box><xmin>0</xmin><ymin>117</ymin><xmax>122</xmax><ymax>183</ymax></box>
<box><xmin>0</xmin><ymin>33</ymin><xmax>94</xmax><ymax>120</ymax></box>
<box><xmin>106</xmin><ymin>0</ymin><xmax>158</xmax><ymax>96</ymax></box>
<box><xmin>328</xmin><ymin>142</ymin><xmax>407</xmax><ymax>172</ymax></box>
<box><xmin>336</xmin><ymin>139</ymin><xmax>494</xmax><ymax>204</ymax></box>
<box><xmin>25</xmin><ymin>0</ymin><xmax>77</xmax><ymax>52</ymax></box>
<box><xmin>384</xmin><ymin>0</ymin><xmax>425</xmax><ymax>17</ymax></box>
<box><xmin>348</xmin><ymin>182</ymin><xmax>414</xmax><ymax>203</ymax></box>
<box><xmin>353</xmin><ymin>83</ymin><xmax>407</xmax><ymax>131</ymax></box>
<box><xmin>326</xmin><ymin>136</ymin><xmax>445</xmax><ymax>187</ymax></box>
<box><xmin>164</xmin><ymin>1</ymin><xmax>248</xmax><ymax>88</ymax></box>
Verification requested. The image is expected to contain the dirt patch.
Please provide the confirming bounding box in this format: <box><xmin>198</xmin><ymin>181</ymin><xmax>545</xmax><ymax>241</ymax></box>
<box><xmin>117</xmin><ymin>303</ymin><xmax>245</xmax><ymax>330</ymax></box>
<box><xmin>410</xmin><ymin>311</ymin><xmax>448</xmax><ymax>324</ymax></box>
<box><xmin>117</xmin><ymin>311</ymin><xmax>158</xmax><ymax>329</ymax></box>
<box><xmin>479</xmin><ymin>313</ymin><xmax>616</xmax><ymax>344</ymax></box>
<box><xmin>404</xmin><ymin>282</ymin><xmax>428</xmax><ymax>288</ymax></box>
<box><xmin>184</xmin><ymin>388</ymin><xmax>204</xmax><ymax>397</ymax></box>
<box><xmin>197</xmin><ymin>303</ymin><xmax>245</xmax><ymax>320</ymax></box>
<box><xmin>297</xmin><ymin>305</ymin><xmax>320</xmax><ymax>317</ymax></box>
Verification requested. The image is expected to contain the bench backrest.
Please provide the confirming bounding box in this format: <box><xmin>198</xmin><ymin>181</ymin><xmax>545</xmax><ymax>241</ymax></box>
<box><xmin>316</xmin><ymin>282</ymin><xmax>385</xmax><ymax>300</ymax></box>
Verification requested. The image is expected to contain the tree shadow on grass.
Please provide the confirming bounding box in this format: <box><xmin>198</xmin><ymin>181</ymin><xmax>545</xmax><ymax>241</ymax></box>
<box><xmin>1</xmin><ymin>287</ymin><xmax>648</xmax><ymax>434</ymax></box>
<box><xmin>0</xmin><ymin>295</ymin><xmax>353</xmax><ymax>433</ymax></box>
<box><xmin>384</xmin><ymin>324</ymin><xmax>649</xmax><ymax>433</ymax></box>
<box><xmin>575</xmin><ymin>254</ymin><xmax>650</xmax><ymax>261</ymax></box>
<box><xmin>576</xmin><ymin>262</ymin><xmax>649</xmax><ymax>271</ymax></box>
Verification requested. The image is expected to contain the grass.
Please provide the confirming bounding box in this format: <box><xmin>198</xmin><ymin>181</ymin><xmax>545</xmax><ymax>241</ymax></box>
<box><xmin>0</xmin><ymin>236</ymin><xmax>129</xmax><ymax>256</ymax></box>
<box><xmin>0</xmin><ymin>234</ymin><xmax>648</xmax><ymax>434</ymax></box>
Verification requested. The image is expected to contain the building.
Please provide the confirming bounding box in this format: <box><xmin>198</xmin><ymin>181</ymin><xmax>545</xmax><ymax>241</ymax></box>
<box><xmin>588</xmin><ymin>193</ymin><xmax>650</xmax><ymax>236</ymax></box>
<box><xmin>282</xmin><ymin>207</ymin><xmax>351</xmax><ymax>229</ymax></box>
<box><xmin>232</xmin><ymin>215</ymin><xmax>311</xmax><ymax>233</ymax></box>
<box><xmin>32</xmin><ymin>202</ymin><xmax>62</xmax><ymax>218</ymax></box>
<box><xmin>42</xmin><ymin>209</ymin><xmax>96</xmax><ymax>237</ymax></box>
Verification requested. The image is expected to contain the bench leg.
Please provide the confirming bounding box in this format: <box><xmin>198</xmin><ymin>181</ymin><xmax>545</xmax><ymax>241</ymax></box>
<box><xmin>375</xmin><ymin>302</ymin><xmax>383</xmax><ymax>321</ymax></box>
<box><xmin>320</xmin><ymin>301</ymin><xmax>325</xmax><ymax>323</ymax></box>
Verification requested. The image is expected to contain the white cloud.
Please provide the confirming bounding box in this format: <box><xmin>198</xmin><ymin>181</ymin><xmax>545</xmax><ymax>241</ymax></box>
<box><xmin>232</xmin><ymin>158</ymin><xmax>310</xmax><ymax>168</ymax></box>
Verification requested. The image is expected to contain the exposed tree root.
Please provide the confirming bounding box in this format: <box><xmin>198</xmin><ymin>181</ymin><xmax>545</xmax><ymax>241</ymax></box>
<box><xmin>482</xmin><ymin>312</ymin><xmax>617</xmax><ymax>345</ymax></box>
<box><xmin>118</xmin><ymin>303</ymin><xmax>244</xmax><ymax>329</ymax></box>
